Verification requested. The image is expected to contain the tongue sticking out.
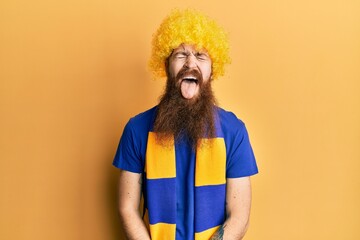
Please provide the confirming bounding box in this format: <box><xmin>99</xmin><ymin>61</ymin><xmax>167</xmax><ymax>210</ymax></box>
<box><xmin>181</xmin><ymin>79</ymin><xmax>199</xmax><ymax>99</ymax></box>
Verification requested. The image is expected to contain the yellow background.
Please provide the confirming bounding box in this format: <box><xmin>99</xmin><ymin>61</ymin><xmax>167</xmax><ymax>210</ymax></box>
<box><xmin>1</xmin><ymin>0</ymin><xmax>359</xmax><ymax>239</ymax></box>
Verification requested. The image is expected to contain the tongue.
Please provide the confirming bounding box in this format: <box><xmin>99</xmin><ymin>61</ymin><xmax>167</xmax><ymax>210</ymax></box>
<box><xmin>181</xmin><ymin>80</ymin><xmax>198</xmax><ymax>99</ymax></box>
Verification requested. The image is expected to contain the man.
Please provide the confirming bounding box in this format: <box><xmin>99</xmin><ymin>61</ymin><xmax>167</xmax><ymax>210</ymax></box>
<box><xmin>113</xmin><ymin>9</ymin><xmax>258</xmax><ymax>240</ymax></box>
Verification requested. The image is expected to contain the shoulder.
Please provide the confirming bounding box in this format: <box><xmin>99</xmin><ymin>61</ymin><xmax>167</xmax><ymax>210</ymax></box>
<box><xmin>215</xmin><ymin>107</ymin><xmax>246</xmax><ymax>134</ymax></box>
<box><xmin>128</xmin><ymin>106</ymin><xmax>157</xmax><ymax>124</ymax></box>
<box><xmin>113</xmin><ymin>108</ymin><xmax>157</xmax><ymax>172</ymax></box>
<box><xmin>122</xmin><ymin>106</ymin><xmax>157</xmax><ymax>144</ymax></box>
<box><xmin>216</xmin><ymin>107</ymin><xmax>258</xmax><ymax>177</ymax></box>
<box><xmin>117</xmin><ymin>106</ymin><xmax>157</xmax><ymax>162</ymax></box>
<box><xmin>127</xmin><ymin>106</ymin><xmax>157</xmax><ymax>131</ymax></box>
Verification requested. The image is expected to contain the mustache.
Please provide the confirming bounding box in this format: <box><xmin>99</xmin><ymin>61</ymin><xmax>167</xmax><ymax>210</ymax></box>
<box><xmin>176</xmin><ymin>68</ymin><xmax>203</xmax><ymax>83</ymax></box>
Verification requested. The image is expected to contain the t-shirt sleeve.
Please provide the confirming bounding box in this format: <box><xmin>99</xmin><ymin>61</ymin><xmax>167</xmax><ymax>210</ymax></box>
<box><xmin>226</xmin><ymin>121</ymin><xmax>259</xmax><ymax>178</ymax></box>
<box><xmin>112</xmin><ymin>120</ymin><xmax>144</xmax><ymax>173</ymax></box>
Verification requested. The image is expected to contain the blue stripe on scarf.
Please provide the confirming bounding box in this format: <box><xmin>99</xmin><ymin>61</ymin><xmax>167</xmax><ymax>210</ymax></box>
<box><xmin>146</xmin><ymin>178</ymin><xmax>177</xmax><ymax>224</ymax></box>
<box><xmin>194</xmin><ymin>184</ymin><xmax>226</xmax><ymax>232</ymax></box>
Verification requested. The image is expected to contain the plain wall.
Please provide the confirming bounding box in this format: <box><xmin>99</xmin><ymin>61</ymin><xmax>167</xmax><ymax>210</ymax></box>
<box><xmin>1</xmin><ymin>0</ymin><xmax>359</xmax><ymax>239</ymax></box>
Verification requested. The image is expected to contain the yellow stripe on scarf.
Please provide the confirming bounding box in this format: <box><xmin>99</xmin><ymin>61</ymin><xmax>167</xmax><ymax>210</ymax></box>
<box><xmin>145</xmin><ymin>132</ymin><xmax>176</xmax><ymax>179</ymax></box>
<box><xmin>195</xmin><ymin>138</ymin><xmax>226</xmax><ymax>186</ymax></box>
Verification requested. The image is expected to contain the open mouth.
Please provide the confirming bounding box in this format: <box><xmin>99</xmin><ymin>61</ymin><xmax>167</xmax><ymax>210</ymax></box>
<box><xmin>180</xmin><ymin>75</ymin><xmax>200</xmax><ymax>99</ymax></box>
<box><xmin>182</xmin><ymin>76</ymin><xmax>199</xmax><ymax>84</ymax></box>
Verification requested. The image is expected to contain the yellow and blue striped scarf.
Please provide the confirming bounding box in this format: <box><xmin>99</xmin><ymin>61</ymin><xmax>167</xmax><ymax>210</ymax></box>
<box><xmin>143</xmin><ymin>132</ymin><xmax>227</xmax><ymax>240</ymax></box>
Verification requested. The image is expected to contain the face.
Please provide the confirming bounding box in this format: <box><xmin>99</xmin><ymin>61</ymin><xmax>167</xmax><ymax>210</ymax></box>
<box><xmin>167</xmin><ymin>44</ymin><xmax>212</xmax><ymax>100</ymax></box>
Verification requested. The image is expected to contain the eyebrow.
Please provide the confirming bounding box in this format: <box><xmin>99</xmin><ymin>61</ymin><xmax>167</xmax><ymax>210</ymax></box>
<box><xmin>171</xmin><ymin>47</ymin><xmax>210</xmax><ymax>58</ymax></box>
<box><xmin>173</xmin><ymin>52</ymin><xmax>188</xmax><ymax>57</ymax></box>
<box><xmin>173</xmin><ymin>48</ymin><xmax>188</xmax><ymax>54</ymax></box>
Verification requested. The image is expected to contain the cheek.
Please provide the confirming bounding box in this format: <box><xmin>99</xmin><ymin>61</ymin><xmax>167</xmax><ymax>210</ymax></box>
<box><xmin>168</xmin><ymin>62</ymin><xmax>182</xmax><ymax>78</ymax></box>
<box><xmin>202</xmin><ymin>64</ymin><xmax>212</xmax><ymax>81</ymax></box>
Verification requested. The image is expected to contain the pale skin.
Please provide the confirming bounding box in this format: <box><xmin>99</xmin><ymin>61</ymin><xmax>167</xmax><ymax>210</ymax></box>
<box><xmin>210</xmin><ymin>177</ymin><xmax>252</xmax><ymax>240</ymax></box>
<box><xmin>167</xmin><ymin>44</ymin><xmax>212</xmax><ymax>100</ymax></box>
<box><xmin>118</xmin><ymin>170</ymin><xmax>151</xmax><ymax>240</ymax></box>
<box><xmin>117</xmin><ymin>44</ymin><xmax>253</xmax><ymax>239</ymax></box>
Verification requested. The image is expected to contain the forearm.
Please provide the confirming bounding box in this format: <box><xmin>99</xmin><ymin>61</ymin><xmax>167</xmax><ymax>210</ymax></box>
<box><xmin>119</xmin><ymin>208</ymin><xmax>151</xmax><ymax>240</ymax></box>
<box><xmin>216</xmin><ymin>216</ymin><xmax>249</xmax><ymax>240</ymax></box>
<box><xmin>117</xmin><ymin>170</ymin><xmax>150</xmax><ymax>240</ymax></box>
<box><xmin>211</xmin><ymin>177</ymin><xmax>252</xmax><ymax>240</ymax></box>
<box><xmin>209</xmin><ymin>217</ymin><xmax>248</xmax><ymax>240</ymax></box>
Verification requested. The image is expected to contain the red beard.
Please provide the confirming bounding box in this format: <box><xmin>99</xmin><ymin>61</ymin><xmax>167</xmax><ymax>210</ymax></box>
<box><xmin>153</xmin><ymin>69</ymin><xmax>217</xmax><ymax>149</ymax></box>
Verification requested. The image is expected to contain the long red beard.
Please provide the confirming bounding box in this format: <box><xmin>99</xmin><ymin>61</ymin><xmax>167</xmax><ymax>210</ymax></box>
<box><xmin>153</xmin><ymin>71</ymin><xmax>217</xmax><ymax>149</ymax></box>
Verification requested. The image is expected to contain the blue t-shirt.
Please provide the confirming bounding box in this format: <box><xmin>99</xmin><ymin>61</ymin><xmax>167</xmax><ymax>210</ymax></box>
<box><xmin>113</xmin><ymin>106</ymin><xmax>258</xmax><ymax>239</ymax></box>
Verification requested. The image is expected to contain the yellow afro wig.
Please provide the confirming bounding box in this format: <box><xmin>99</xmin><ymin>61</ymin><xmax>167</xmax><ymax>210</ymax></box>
<box><xmin>149</xmin><ymin>9</ymin><xmax>231</xmax><ymax>80</ymax></box>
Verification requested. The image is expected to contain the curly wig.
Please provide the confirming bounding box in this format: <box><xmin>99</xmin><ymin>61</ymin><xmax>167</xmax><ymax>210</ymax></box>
<box><xmin>149</xmin><ymin>9</ymin><xmax>231</xmax><ymax>80</ymax></box>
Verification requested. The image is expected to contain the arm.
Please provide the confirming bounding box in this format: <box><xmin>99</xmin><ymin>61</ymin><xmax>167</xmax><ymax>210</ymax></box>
<box><xmin>117</xmin><ymin>169</ymin><xmax>151</xmax><ymax>240</ymax></box>
<box><xmin>210</xmin><ymin>177</ymin><xmax>252</xmax><ymax>240</ymax></box>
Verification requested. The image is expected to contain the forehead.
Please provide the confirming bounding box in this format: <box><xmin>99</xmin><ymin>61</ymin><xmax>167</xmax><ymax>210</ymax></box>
<box><xmin>172</xmin><ymin>43</ymin><xmax>209</xmax><ymax>53</ymax></box>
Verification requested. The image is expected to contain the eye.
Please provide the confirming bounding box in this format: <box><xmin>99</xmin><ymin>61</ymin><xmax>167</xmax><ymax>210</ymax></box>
<box><xmin>174</xmin><ymin>52</ymin><xmax>187</xmax><ymax>59</ymax></box>
<box><xmin>196</xmin><ymin>52</ymin><xmax>209</xmax><ymax>60</ymax></box>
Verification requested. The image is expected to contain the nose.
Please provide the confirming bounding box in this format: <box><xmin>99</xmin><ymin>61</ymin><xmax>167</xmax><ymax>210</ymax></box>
<box><xmin>184</xmin><ymin>54</ymin><xmax>197</xmax><ymax>69</ymax></box>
